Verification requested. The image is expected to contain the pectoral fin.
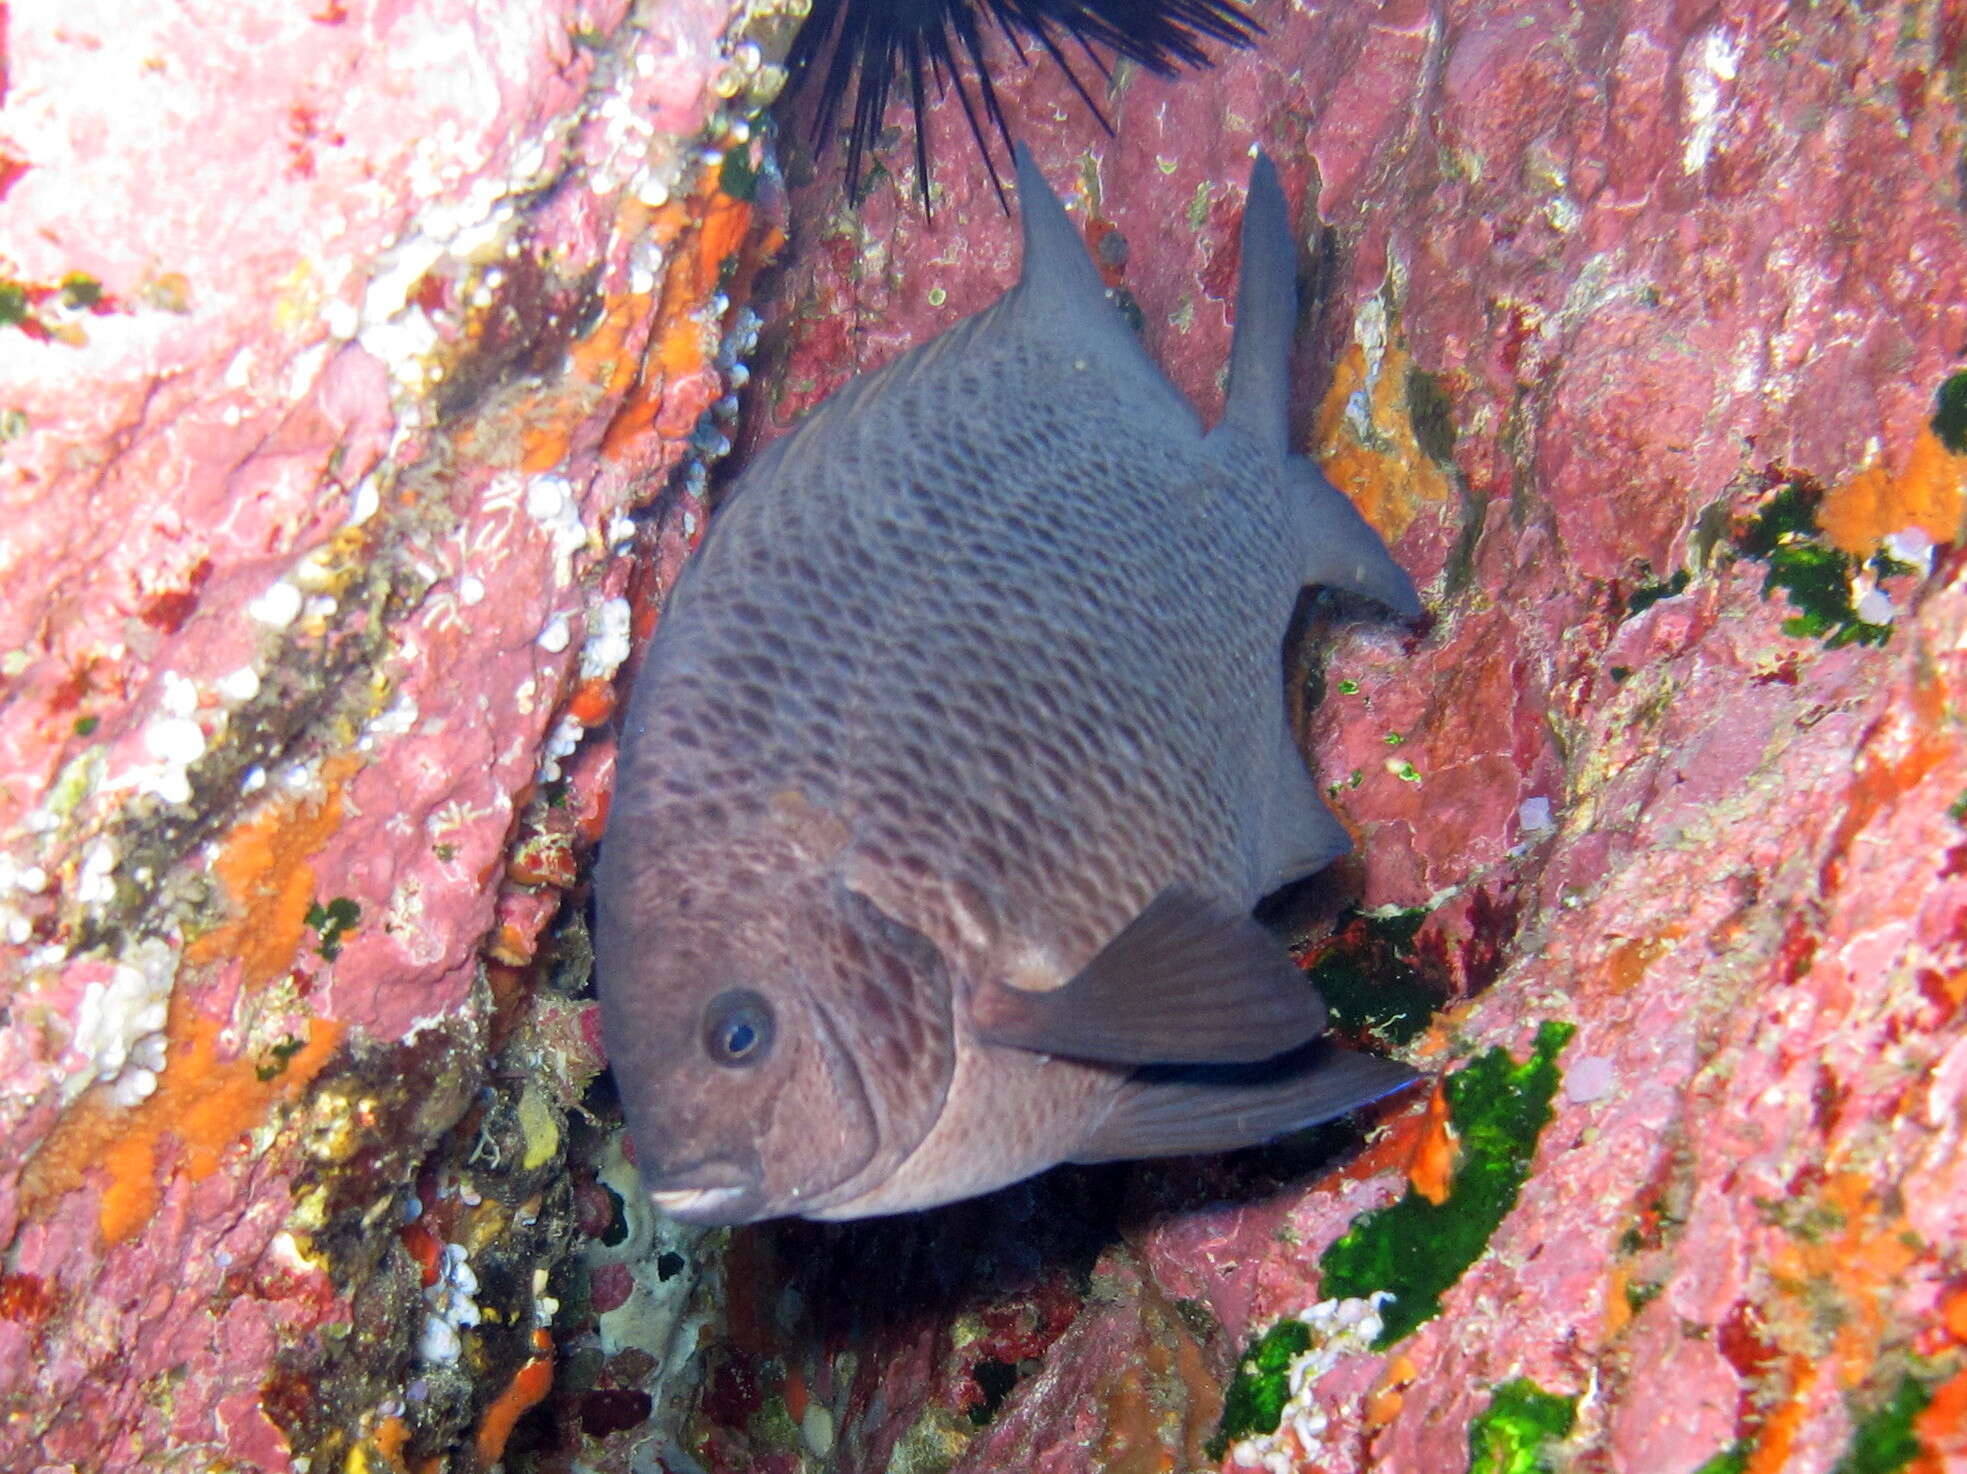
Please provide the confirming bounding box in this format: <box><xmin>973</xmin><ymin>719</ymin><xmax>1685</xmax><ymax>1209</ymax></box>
<box><xmin>1071</xmin><ymin>1043</ymin><xmax>1421</xmax><ymax>1162</ymax></box>
<box><xmin>971</xmin><ymin>886</ymin><xmax>1326</xmax><ymax>1065</ymax></box>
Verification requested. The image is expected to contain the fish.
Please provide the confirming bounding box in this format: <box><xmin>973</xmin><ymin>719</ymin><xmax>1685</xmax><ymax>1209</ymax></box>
<box><xmin>593</xmin><ymin>145</ymin><xmax>1423</xmax><ymax>1225</ymax></box>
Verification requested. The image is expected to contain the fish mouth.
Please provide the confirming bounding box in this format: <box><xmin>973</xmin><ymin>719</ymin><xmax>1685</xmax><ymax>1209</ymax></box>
<box><xmin>645</xmin><ymin>1161</ymin><xmax>766</xmax><ymax>1225</ymax></box>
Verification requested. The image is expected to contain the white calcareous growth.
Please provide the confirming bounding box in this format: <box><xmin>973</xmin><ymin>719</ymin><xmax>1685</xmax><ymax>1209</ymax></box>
<box><xmin>0</xmin><ymin>853</ymin><xmax>49</xmax><ymax>945</ymax></box>
<box><xmin>579</xmin><ymin>597</ymin><xmax>634</xmax><ymax>683</ymax></box>
<box><xmin>137</xmin><ymin>671</ymin><xmax>209</xmax><ymax>806</ymax></box>
<box><xmin>418</xmin><ymin>1240</ymin><xmax>483</xmax><ymax>1365</ymax></box>
<box><xmin>1228</xmin><ymin>1294</ymin><xmax>1394</xmax><ymax>1474</ymax></box>
<box><xmin>68</xmin><ymin>936</ymin><xmax>179</xmax><ymax>1105</ymax></box>
<box><xmin>1681</xmin><ymin>28</ymin><xmax>1744</xmax><ymax>174</ymax></box>
<box><xmin>247</xmin><ymin>578</ymin><xmax>304</xmax><ymax>628</ymax></box>
<box><xmin>525</xmin><ymin>473</ymin><xmax>589</xmax><ymax>579</ymax></box>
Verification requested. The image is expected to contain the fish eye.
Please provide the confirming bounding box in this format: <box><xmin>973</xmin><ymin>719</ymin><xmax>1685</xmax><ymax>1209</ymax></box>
<box><xmin>700</xmin><ymin>989</ymin><xmax>775</xmax><ymax>1068</ymax></box>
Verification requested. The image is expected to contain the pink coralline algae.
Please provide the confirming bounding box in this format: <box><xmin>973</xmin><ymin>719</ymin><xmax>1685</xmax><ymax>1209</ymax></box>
<box><xmin>0</xmin><ymin>0</ymin><xmax>781</xmax><ymax>1467</ymax></box>
<box><xmin>2</xmin><ymin>0</ymin><xmax>1966</xmax><ymax>1471</ymax></box>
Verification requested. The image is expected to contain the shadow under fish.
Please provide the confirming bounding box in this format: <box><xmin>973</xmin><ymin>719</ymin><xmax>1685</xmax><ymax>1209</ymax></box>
<box><xmin>594</xmin><ymin>144</ymin><xmax>1424</xmax><ymax>1225</ymax></box>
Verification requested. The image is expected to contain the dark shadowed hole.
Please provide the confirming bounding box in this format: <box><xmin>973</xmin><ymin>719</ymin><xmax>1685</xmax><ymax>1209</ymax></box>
<box><xmin>598</xmin><ymin>1184</ymin><xmax>629</xmax><ymax>1249</ymax></box>
<box><xmin>1252</xmin><ymin>861</ymin><xmax>1355</xmax><ymax>941</ymax></box>
<box><xmin>969</xmin><ymin>1358</ymin><xmax>1020</xmax><ymax>1425</ymax></box>
<box><xmin>580</xmin><ymin>1387</ymin><xmax>654</xmax><ymax>1438</ymax></box>
<box><xmin>766</xmin><ymin>1161</ymin><xmax>1131</xmax><ymax>1342</ymax></box>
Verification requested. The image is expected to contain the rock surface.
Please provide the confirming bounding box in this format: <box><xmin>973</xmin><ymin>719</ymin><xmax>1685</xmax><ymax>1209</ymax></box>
<box><xmin>0</xmin><ymin>0</ymin><xmax>785</xmax><ymax>1466</ymax></box>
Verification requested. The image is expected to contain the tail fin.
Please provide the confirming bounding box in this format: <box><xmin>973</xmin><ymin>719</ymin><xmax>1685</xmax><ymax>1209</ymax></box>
<box><xmin>1219</xmin><ymin>150</ymin><xmax>1296</xmax><ymax>455</ymax></box>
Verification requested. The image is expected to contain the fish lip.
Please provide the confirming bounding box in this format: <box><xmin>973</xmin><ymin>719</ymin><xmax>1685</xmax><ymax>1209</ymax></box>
<box><xmin>645</xmin><ymin>1161</ymin><xmax>767</xmax><ymax>1224</ymax></box>
<box><xmin>647</xmin><ymin>1185</ymin><xmax>755</xmax><ymax>1222</ymax></box>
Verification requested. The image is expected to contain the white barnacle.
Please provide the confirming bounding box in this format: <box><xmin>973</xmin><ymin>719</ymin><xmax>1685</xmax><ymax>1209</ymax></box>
<box><xmin>418</xmin><ymin>1314</ymin><xmax>462</xmax><ymax>1365</ymax></box>
<box><xmin>68</xmin><ymin>937</ymin><xmax>178</xmax><ymax>1104</ymax></box>
<box><xmin>248</xmin><ymin>580</ymin><xmax>304</xmax><ymax>629</ymax></box>
<box><xmin>579</xmin><ymin>598</ymin><xmax>634</xmax><ymax>682</ymax></box>
<box><xmin>537</xmin><ymin>613</ymin><xmax>574</xmax><ymax>654</ymax></box>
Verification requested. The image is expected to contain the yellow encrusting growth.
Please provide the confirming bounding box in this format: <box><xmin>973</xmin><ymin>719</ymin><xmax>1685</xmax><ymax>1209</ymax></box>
<box><xmin>186</xmin><ymin>753</ymin><xmax>362</xmax><ymax>986</ymax></box>
<box><xmin>1311</xmin><ymin>337</ymin><xmax>1454</xmax><ymax>546</ymax></box>
<box><xmin>515</xmin><ymin>1084</ymin><xmax>560</xmax><ymax>1170</ymax></box>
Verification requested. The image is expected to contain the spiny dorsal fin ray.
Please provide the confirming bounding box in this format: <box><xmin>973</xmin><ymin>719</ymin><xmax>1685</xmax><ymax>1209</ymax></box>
<box><xmin>1010</xmin><ymin>143</ymin><xmax>1117</xmax><ymax>318</ymax></box>
<box><xmin>1006</xmin><ymin>144</ymin><xmax>1190</xmax><ymax>420</ymax></box>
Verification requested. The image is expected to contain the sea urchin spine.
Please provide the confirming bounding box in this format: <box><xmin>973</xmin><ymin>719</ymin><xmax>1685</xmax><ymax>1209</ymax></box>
<box><xmin>785</xmin><ymin>0</ymin><xmax>1262</xmax><ymax>212</ymax></box>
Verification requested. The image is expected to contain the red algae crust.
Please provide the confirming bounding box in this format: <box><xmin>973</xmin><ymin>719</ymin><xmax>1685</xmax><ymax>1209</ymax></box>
<box><xmin>2</xmin><ymin>0</ymin><xmax>1964</xmax><ymax>1469</ymax></box>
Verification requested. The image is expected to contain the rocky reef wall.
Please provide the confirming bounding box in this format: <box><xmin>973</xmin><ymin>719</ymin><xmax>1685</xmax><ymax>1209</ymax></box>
<box><xmin>0</xmin><ymin>0</ymin><xmax>1964</xmax><ymax>1472</ymax></box>
<box><xmin>0</xmin><ymin>0</ymin><xmax>786</xmax><ymax>1465</ymax></box>
<box><xmin>688</xmin><ymin>3</ymin><xmax>1967</xmax><ymax>1472</ymax></box>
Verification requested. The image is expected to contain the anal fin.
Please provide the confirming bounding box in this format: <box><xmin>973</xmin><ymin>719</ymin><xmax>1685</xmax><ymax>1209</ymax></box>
<box><xmin>1254</xmin><ymin>722</ymin><xmax>1352</xmax><ymax>897</ymax></box>
<box><xmin>1071</xmin><ymin>1043</ymin><xmax>1421</xmax><ymax>1162</ymax></box>
<box><xmin>971</xmin><ymin>886</ymin><xmax>1325</xmax><ymax>1065</ymax></box>
<box><xmin>1286</xmin><ymin>456</ymin><xmax>1423</xmax><ymax>618</ymax></box>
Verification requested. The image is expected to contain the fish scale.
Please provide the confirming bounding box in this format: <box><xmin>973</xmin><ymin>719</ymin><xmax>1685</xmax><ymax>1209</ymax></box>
<box><xmin>595</xmin><ymin>145</ymin><xmax>1425</xmax><ymax>1224</ymax></box>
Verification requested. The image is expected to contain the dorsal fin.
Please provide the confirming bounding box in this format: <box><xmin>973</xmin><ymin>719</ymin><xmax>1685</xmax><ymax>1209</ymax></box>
<box><xmin>1004</xmin><ymin>144</ymin><xmax>1194</xmax><ymax>424</ymax></box>
<box><xmin>1010</xmin><ymin>144</ymin><xmax>1112</xmax><ymax>316</ymax></box>
<box><xmin>1218</xmin><ymin>150</ymin><xmax>1296</xmax><ymax>455</ymax></box>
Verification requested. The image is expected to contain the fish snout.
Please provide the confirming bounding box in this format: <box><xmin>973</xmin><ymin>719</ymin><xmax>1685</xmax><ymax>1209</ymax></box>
<box><xmin>643</xmin><ymin>1156</ymin><xmax>767</xmax><ymax>1224</ymax></box>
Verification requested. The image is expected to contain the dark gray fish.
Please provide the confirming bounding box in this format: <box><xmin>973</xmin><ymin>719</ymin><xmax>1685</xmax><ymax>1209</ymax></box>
<box><xmin>594</xmin><ymin>146</ymin><xmax>1422</xmax><ymax>1224</ymax></box>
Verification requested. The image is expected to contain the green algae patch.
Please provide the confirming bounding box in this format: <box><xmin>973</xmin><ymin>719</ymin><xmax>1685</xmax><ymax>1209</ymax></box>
<box><xmin>1734</xmin><ymin>478</ymin><xmax>1890</xmax><ymax>648</ymax></box>
<box><xmin>1319</xmin><ymin>1020</ymin><xmax>1575</xmax><ymax>1346</ymax></box>
<box><xmin>1693</xmin><ymin>1443</ymin><xmax>1750</xmax><ymax>1474</ymax></box>
<box><xmin>719</xmin><ymin>145</ymin><xmax>759</xmax><ymax>202</ymax></box>
<box><xmin>306</xmin><ymin>896</ymin><xmax>361</xmax><ymax>960</ymax></box>
<box><xmin>1208</xmin><ymin>1317</ymin><xmax>1313</xmax><ymax>1459</ymax></box>
<box><xmin>59</xmin><ymin>272</ymin><xmax>103</xmax><ymax>310</ymax></box>
<box><xmin>1467</xmin><ymin>1379</ymin><xmax>1578</xmax><ymax>1474</ymax></box>
<box><xmin>1832</xmin><ymin>1374</ymin><xmax>1932</xmax><ymax>1474</ymax></box>
<box><xmin>1625</xmin><ymin>567</ymin><xmax>1690</xmax><ymax>618</ymax></box>
<box><xmin>1933</xmin><ymin>370</ymin><xmax>1967</xmax><ymax>454</ymax></box>
<box><xmin>1303</xmin><ymin>907</ymin><xmax>1445</xmax><ymax>1047</ymax></box>
<box><xmin>1406</xmin><ymin>365</ymin><xmax>1458</xmax><ymax>466</ymax></box>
